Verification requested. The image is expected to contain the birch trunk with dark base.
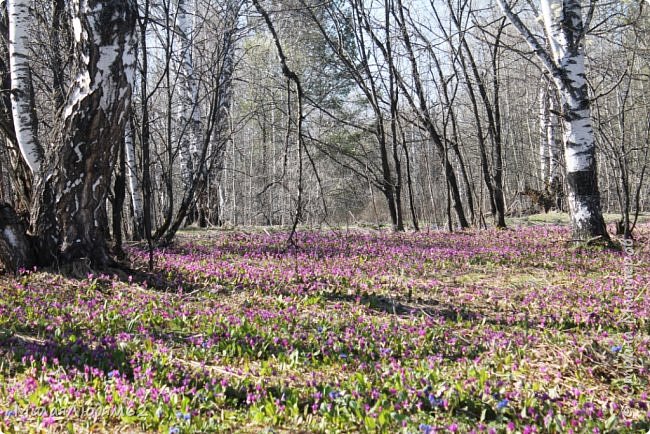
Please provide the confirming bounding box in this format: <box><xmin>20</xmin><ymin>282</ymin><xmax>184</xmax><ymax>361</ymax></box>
<box><xmin>547</xmin><ymin>91</ymin><xmax>562</xmax><ymax>193</ymax></box>
<box><xmin>498</xmin><ymin>0</ymin><xmax>609</xmax><ymax>242</ymax></box>
<box><xmin>539</xmin><ymin>82</ymin><xmax>564</xmax><ymax>211</ymax></box>
<box><xmin>38</xmin><ymin>0</ymin><xmax>136</xmax><ymax>266</ymax></box>
<box><xmin>566</xmin><ymin>169</ymin><xmax>607</xmax><ymax>240</ymax></box>
<box><xmin>547</xmin><ymin>1</ymin><xmax>608</xmax><ymax>241</ymax></box>
<box><xmin>0</xmin><ymin>0</ymin><xmax>137</xmax><ymax>272</ymax></box>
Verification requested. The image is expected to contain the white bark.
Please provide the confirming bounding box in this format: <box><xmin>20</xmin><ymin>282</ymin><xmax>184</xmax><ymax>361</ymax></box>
<box><xmin>540</xmin><ymin>83</ymin><xmax>562</xmax><ymax>188</ymax></box>
<box><xmin>496</xmin><ymin>0</ymin><xmax>561</xmax><ymax>83</ymax></box>
<box><xmin>499</xmin><ymin>0</ymin><xmax>607</xmax><ymax>239</ymax></box>
<box><xmin>540</xmin><ymin>0</ymin><xmax>563</xmax><ymax>62</ymax></box>
<box><xmin>177</xmin><ymin>0</ymin><xmax>201</xmax><ymax>188</ymax></box>
<box><xmin>125</xmin><ymin>120</ymin><xmax>144</xmax><ymax>230</ymax></box>
<box><xmin>218</xmin><ymin>183</ymin><xmax>225</xmax><ymax>224</ymax></box>
<box><xmin>210</xmin><ymin>0</ymin><xmax>239</xmax><ymax>170</ymax></box>
<box><xmin>540</xmin><ymin>0</ymin><xmax>601</xmax><ymax>237</ymax></box>
<box><xmin>50</xmin><ymin>0</ymin><xmax>137</xmax><ymax>262</ymax></box>
<box><xmin>540</xmin><ymin>0</ymin><xmax>592</xmax><ymax>172</ymax></box>
<box><xmin>547</xmin><ymin>92</ymin><xmax>562</xmax><ymax>187</ymax></box>
<box><xmin>539</xmin><ymin>85</ymin><xmax>550</xmax><ymax>183</ymax></box>
<box><xmin>8</xmin><ymin>0</ymin><xmax>42</xmax><ymax>173</ymax></box>
<box><xmin>198</xmin><ymin>0</ymin><xmax>240</xmax><ymax>226</ymax></box>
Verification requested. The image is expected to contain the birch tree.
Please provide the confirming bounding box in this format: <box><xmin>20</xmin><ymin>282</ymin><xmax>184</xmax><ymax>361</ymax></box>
<box><xmin>154</xmin><ymin>0</ymin><xmax>242</xmax><ymax>244</ymax></box>
<box><xmin>539</xmin><ymin>81</ymin><xmax>563</xmax><ymax>204</ymax></box>
<box><xmin>125</xmin><ymin>118</ymin><xmax>144</xmax><ymax>238</ymax></box>
<box><xmin>547</xmin><ymin>90</ymin><xmax>562</xmax><ymax>193</ymax></box>
<box><xmin>0</xmin><ymin>1</ymin><xmax>33</xmax><ymax>214</ymax></box>
<box><xmin>177</xmin><ymin>0</ymin><xmax>200</xmax><ymax>189</ymax></box>
<box><xmin>41</xmin><ymin>0</ymin><xmax>137</xmax><ymax>264</ymax></box>
<box><xmin>197</xmin><ymin>0</ymin><xmax>242</xmax><ymax>227</ymax></box>
<box><xmin>498</xmin><ymin>0</ymin><xmax>609</xmax><ymax>241</ymax></box>
<box><xmin>0</xmin><ymin>0</ymin><xmax>137</xmax><ymax>270</ymax></box>
<box><xmin>539</xmin><ymin>84</ymin><xmax>549</xmax><ymax>185</ymax></box>
<box><xmin>7</xmin><ymin>0</ymin><xmax>42</xmax><ymax>174</ymax></box>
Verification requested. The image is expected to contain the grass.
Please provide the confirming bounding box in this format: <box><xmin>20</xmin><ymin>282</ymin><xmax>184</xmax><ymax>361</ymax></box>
<box><xmin>0</xmin><ymin>225</ymin><xmax>648</xmax><ymax>433</ymax></box>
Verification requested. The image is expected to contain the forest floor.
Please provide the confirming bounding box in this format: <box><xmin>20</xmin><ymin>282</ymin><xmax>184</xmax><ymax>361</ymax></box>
<box><xmin>0</xmin><ymin>224</ymin><xmax>649</xmax><ymax>433</ymax></box>
<box><xmin>506</xmin><ymin>211</ymin><xmax>650</xmax><ymax>227</ymax></box>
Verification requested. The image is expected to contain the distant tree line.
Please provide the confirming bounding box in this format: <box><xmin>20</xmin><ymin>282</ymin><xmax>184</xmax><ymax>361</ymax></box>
<box><xmin>0</xmin><ymin>0</ymin><xmax>648</xmax><ymax>271</ymax></box>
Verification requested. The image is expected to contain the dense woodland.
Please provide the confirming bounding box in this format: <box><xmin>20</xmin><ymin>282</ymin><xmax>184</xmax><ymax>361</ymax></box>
<box><xmin>0</xmin><ymin>0</ymin><xmax>648</xmax><ymax>269</ymax></box>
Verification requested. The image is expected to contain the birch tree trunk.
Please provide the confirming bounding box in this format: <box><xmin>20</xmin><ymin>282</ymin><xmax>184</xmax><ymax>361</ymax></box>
<box><xmin>542</xmin><ymin>0</ymin><xmax>606</xmax><ymax>239</ymax></box>
<box><xmin>547</xmin><ymin>87</ymin><xmax>563</xmax><ymax>208</ymax></box>
<box><xmin>177</xmin><ymin>0</ymin><xmax>200</xmax><ymax>189</ymax></box>
<box><xmin>539</xmin><ymin>81</ymin><xmax>563</xmax><ymax>209</ymax></box>
<box><xmin>498</xmin><ymin>0</ymin><xmax>609</xmax><ymax>241</ymax></box>
<box><xmin>0</xmin><ymin>3</ymin><xmax>31</xmax><ymax>214</ymax></box>
<box><xmin>539</xmin><ymin>84</ymin><xmax>550</xmax><ymax>185</ymax></box>
<box><xmin>214</xmin><ymin>0</ymin><xmax>238</xmax><ymax>148</ymax></box>
<box><xmin>30</xmin><ymin>0</ymin><xmax>137</xmax><ymax>266</ymax></box>
<box><xmin>7</xmin><ymin>0</ymin><xmax>42</xmax><ymax>174</ymax></box>
<box><xmin>124</xmin><ymin>118</ymin><xmax>144</xmax><ymax>239</ymax></box>
<box><xmin>547</xmin><ymin>90</ymin><xmax>562</xmax><ymax>190</ymax></box>
<box><xmin>204</xmin><ymin>0</ymin><xmax>240</xmax><ymax>226</ymax></box>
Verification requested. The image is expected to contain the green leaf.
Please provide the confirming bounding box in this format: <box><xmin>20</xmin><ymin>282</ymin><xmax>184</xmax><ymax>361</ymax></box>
<box><xmin>605</xmin><ymin>414</ymin><xmax>618</xmax><ymax>430</ymax></box>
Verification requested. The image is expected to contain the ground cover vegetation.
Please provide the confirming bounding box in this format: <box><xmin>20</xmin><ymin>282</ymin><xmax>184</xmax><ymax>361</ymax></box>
<box><xmin>0</xmin><ymin>225</ymin><xmax>648</xmax><ymax>433</ymax></box>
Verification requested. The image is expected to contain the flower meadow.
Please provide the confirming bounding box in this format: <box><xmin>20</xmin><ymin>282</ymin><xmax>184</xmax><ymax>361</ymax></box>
<box><xmin>0</xmin><ymin>225</ymin><xmax>649</xmax><ymax>433</ymax></box>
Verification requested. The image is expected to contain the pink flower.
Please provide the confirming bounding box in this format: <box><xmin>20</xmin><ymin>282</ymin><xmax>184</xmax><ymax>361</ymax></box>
<box><xmin>42</xmin><ymin>415</ymin><xmax>55</xmax><ymax>427</ymax></box>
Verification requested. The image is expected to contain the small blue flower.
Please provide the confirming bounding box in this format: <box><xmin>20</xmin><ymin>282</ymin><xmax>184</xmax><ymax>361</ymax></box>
<box><xmin>317</xmin><ymin>326</ymin><xmax>323</xmax><ymax>333</ymax></box>
<box><xmin>169</xmin><ymin>427</ymin><xmax>180</xmax><ymax>434</ymax></box>
<box><xmin>5</xmin><ymin>410</ymin><xmax>16</xmax><ymax>417</ymax></box>
<box><xmin>328</xmin><ymin>390</ymin><xmax>342</xmax><ymax>399</ymax></box>
<box><xmin>419</xmin><ymin>423</ymin><xmax>434</xmax><ymax>434</ymax></box>
<box><xmin>497</xmin><ymin>399</ymin><xmax>509</xmax><ymax>410</ymax></box>
<box><xmin>428</xmin><ymin>394</ymin><xmax>443</xmax><ymax>407</ymax></box>
<box><xmin>611</xmin><ymin>345</ymin><xmax>622</xmax><ymax>353</ymax></box>
<box><xmin>183</xmin><ymin>413</ymin><xmax>191</xmax><ymax>421</ymax></box>
<box><xmin>339</xmin><ymin>353</ymin><xmax>347</xmax><ymax>359</ymax></box>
